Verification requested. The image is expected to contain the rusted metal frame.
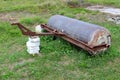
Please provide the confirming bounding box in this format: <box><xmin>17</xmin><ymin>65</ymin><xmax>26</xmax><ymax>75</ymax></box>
<box><xmin>11</xmin><ymin>23</ymin><xmax>64</xmax><ymax>36</ymax></box>
<box><xmin>41</xmin><ymin>24</ymin><xmax>108</xmax><ymax>54</ymax></box>
<box><xmin>61</xmin><ymin>34</ymin><xmax>108</xmax><ymax>54</ymax></box>
<box><xmin>41</xmin><ymin>24</ymin><xmax>92</xmax><ymax>52</ymax></box>
<box><xmin>41</xmin><ymin>24</ymin><xmax>64</xmax><ymax>36</ymax></box>
<box><xmin>11</xmin><ymin>23</ymin><xmax>108</xmax><ymax>55</ymax></box>
<box><xmin>42</xmin><ymin>24</ymin><xmax>109</xmax><ymax>47</ymax></box>
<box><xmin>11</xmin><ymin>22</ymin><xmax>33</xmax><ymax>35</ymax></box>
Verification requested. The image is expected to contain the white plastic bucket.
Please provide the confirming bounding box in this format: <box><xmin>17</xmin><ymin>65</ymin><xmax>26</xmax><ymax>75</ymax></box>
<box><xmin>26</xmin><ymin>36</ymin><xmax>40</xmax><ymax>55</ymax></box>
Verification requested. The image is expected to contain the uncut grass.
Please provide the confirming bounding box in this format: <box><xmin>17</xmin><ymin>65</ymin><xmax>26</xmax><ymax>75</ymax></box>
<box><xmin>0</xmin><ymin>18</ymin><xmax>120</xmax><ymax>80</ymax></box>
<box><xmin>0</xmin><ymin>0</ymin><xmax>120</xmax><ymax>80</ymax></box>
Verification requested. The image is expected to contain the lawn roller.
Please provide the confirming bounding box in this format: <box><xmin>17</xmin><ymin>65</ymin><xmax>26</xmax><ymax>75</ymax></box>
<box><xmin>11</xmin><ymin>15</ymin><xmax>111</xmax><ymax>55</ymax></box>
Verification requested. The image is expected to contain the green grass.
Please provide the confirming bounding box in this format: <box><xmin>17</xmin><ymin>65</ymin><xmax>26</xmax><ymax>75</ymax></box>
<box><xmin>0</xmin><ymin>0</ymin><xmax>120</xmax><ymax>80</ymax></box>
<box><xmin>87</xmin><ymin>0</ymin><xmax>120</xmax><ymax>7</ymax></box>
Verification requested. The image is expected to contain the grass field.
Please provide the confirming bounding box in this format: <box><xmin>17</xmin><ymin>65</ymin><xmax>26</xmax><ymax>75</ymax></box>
<box><xmin>0</xmin><ymin>0</ymin><xmax>120</xmax><ymax>80</ymax></box>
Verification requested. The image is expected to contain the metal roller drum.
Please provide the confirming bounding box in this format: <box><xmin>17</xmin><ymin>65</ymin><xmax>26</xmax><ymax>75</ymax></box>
<box><xmin>47</xmin><ymin>15</ymin><xmax>111</xmax><ymax>48</ymax></box>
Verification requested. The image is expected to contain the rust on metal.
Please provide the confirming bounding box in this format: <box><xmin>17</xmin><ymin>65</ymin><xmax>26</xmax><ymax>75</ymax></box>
<box><xmin>11</xmin><ymin>22</ymin><xmax>110</xmax><ymax>55</ymax></box>
<box><xmin>88</xmin><ymin>30</ymin><xmax>110</xmax><ymax>48</ymax></box>
<box><xmin>47</xmin><ymin>15</ymin><xmax>111</xmax><ymax>49</ymax></box>
<box><xmin>11</xmin><ymin>23</ymin><xmax>64</xmax><ymax>36</ymax></box>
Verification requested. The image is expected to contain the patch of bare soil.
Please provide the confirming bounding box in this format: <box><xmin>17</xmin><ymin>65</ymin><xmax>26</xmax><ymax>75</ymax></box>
<box><xmin>75</xmin><ymin>13</ymin><xmax>109</xmax><ymax>23</ymax></box>
<box><xmin>86</xmin><ymin>5</ymin><xmax>120</xmax><ymax>15</ymax></box>
<box><xmin>75</xmin><ymin>7</ymin><xmax>120</xmax><ymax>25</ymax></box>
<box><xmin>61</xmin><ymin>0</ymin><xmax>91</xmax><ymax>8</ymax></box>
<box><xmin>0</xmin><ymin>11</ymin><xmax>36</xmax><ymax>22</ymax></box>
<box><xmin>86</xmin><ymin>5</ymin><xmax>120</xmax><ymax>24</ymax></box>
